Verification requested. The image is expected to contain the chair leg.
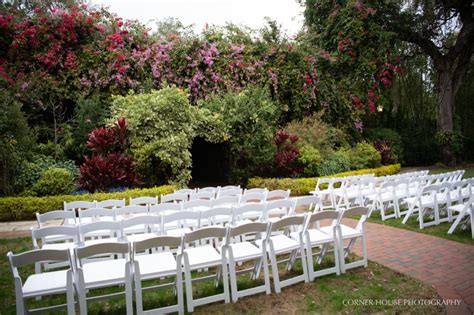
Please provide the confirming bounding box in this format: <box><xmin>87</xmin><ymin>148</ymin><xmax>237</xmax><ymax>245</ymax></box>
<box><xmin>66</xmin><ymin>271</ymin><xmax>75</xmax><ymax>315</ymax></box>
<box><xmin>221</xmin><ymin>256</ymin><xmax>230</xmax><ymax>303</ymax></box>
<box><xmin>183</xmin><ymin>257</ymin><xmax>194</xmax><ymax>313</ymax></box>
<box><xmin>134</xmin><ymin>263</ymin><xmax>143</xmax><ymax>315</ymax></box>
<box><xmin>268</xmin><ymin>249</ymin><xmax>281</xmax><ymax>293</ymax></box>
<box><xmin>228</xmin><ymin>257</ymin><xmax>239</xmax><ymax>303</ymax></box>
<box><xmin>306</xmin><ymin>244</ymin><xmax>315</xmax><ymax>281</ymax></box>
<box><xmin>333</xmin><ymin>240</ymin><xmax>341</xmax><ymax>276</ymax></box>
<box><xmin>361</xmin><ymin>234</ymin><xmax>368</xmax><ymax>268</ymax></box>
<box><xmin>299</xmin><ymin>246</ymin><xmax>309</xmax><ymax>283</ymax></box>
<box><xmin>176</xmin><ymin>261</ymin><xmax>184</xmax><ymax>315</ymax></box>
<box><xmin>125</xmin><ymin>263</ymin><xmax>133</xmax><ymax>315</ymax></box>
<box><xmin>448</xmin><ymin>211</ymin><xmax>465</xmax><ymax>234</ymax></box>
<box><xmin>262</xmin><ymin>251</ymin><xmax>271</xmax><ymax>295</ymax></box>
<box><xmin>76</xmin><ymin>271</ymin><xmax>88</xmax><ymax>315</ymax></box>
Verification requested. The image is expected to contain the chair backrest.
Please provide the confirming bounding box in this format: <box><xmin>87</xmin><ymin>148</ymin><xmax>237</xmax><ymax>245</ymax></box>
<box><xmin>240</xmin><ymin>192</ymin><xmax>267</xmax><ymax>204</ymax></box>
<box><xmin>79</xmin><ymin>207</ymin><xmax>115</xmax><ymax>223</ymax></box>
<box><xmin>217</xmin><ymin>188</ymin><xmax>243</xmax><ymax>198</ymax></box>
<box><xmin>174</xmin><ymin>188</ymin><xmax>196</xmax><ymax>195</ymax></box>
<box><xmin>36</xmin><ymin>210</ymin><xmax>76</xmax><ymax>227</ymax></box>
<box><xmin>232</xmin><ymin>203</ymin><xmax>266</xmax><ymax>223</ymax></box>
<box><xmin>265</xmin><ymin>199</ymin><xmax>295</xmax><ymax>218</ymax></box>
<box><xmin>96</xmin><ymin>199</ymin><xmax>126</xmax><ymax>209</ymax></box>
<box><xmin>200</xmin><ymin>207</ymin><xmax>233</xmax><ymax>226</ymax></box>
<box><xmin>133</xmin><ymin>235</ymin><xmax>182</xmax><ymax>254</ymax></box>
<box><xmin>266</xmin><ymin>189</ymin><xmax>290</xmax><ymax>200</ymax></box>
<box><xmin>149</xmin><ymin>203</ymin><xmax>182</xmax><ymax>215</ymax></box>
<box><xmin>243</xmin><ymin>188</ymin><xmax>267</xmax><ymax>195</ymax></box>
<box><xmin>8</xmin><ymin>248</ymin><xmax>71</xmax><ymax>270</ymax></box>
<box><xmin>161</xmin><ymin>211</ymin><xmax>200</xmax><ymax>230</ymax></box>
<box><xmin>270</xmin><ymin>214</ymin><xmax>306</xmax><ymax>233</ymax></box>
<box><xmin>189</xmin><ymin>190</ymin><xmax>215</xmax><ymax>200</ymax></box>
<box><xmin>294</xmin><ymin>195</ymin><xmax>320</xmax><ymax>212</ymax></box>
<box><xmin>183</xmin><ymin>226</ymin><xmax>226</xmax><ymax>244</ymax></box>
<box><xmin>129</xmin><ymin>196</ymin><xmax>158</xmax><ymax>206</ymax></box>
<box><xmin>339</xmin><ymin>207</ymin><xmax>369</xmax><ymax>231</ymax></box>
<box><xmin>64</xmin><ymin>200</ymin><xmax>96</xmax><ymax>211</ymax></box>
<box><xmin>212</xmin><ymin>195</ymin><xmax>240</xmax><ymax>207</ymax></box>
<box><xmin>31</xmin><ymin>225</ymin><xmax>79</xmax><ymax>248</ymax></box>
<box><xmin>305</xmin><ymin>211</ymin><xmax>339</xmax><ymax>231</ymax></box>
<box><xmin>315</xmin><ymin>177</ymin><xmax>333</xmax><ymax>191</ymax></box>
<box><xmin>393</xmin><ymin>179</ymin><xmax>410</xmax><ymax>198</ymax></box>
<box><xmin>79</xmin><ymin>221</ymin><xmax>121</xmax><ymax>241</ymax></box>
<box><xmin>226</xmin><ymin>222</ymin><xmax>268</xmax><ymax>245</ymax></box>
<box><xmin>121</xmin><ymin>215</ymin><xmax>160</xmax><ymax>237</ymax></box>
<box><xmin>75</xmin><ymin>242</ymin><xmax>130</xmax><ymax>266</ymax></box>
<box><xmin>182</xmin><ymin>199</ymin><xmax>212</xmax><ymax>211</ymax></box>
<box><xmin>160</xmin><ymin>192</ymin><xmax>188</xmax><ymax>203</ymax></box>
<box><xmin>114</xmin><ymin>205</ymin><xmax>148</xmax><ymax>219</ymax></box>
<box><xmin>220</xmin><ymin>185</ymin><xmax>240</xmax><ymax>191</ymax></box>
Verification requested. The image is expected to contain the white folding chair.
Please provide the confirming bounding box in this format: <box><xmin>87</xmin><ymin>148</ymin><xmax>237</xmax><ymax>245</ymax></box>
<box><xmin>220</xmin><ymin>185</ymin><xmax>240</xmax><ymax>191</ymax></box>
<box><xmin>79</xmin><ymin>221</ymin><xmax>121</xmax><ymax>247</ymax></box>
<box><xmin>266</xmin><ymin>189</ymin><xmax>290</xmax><ymax>201</ymax></box>
<box><xmin>223</xmin><ymin>222</ymin><xmax>271</xmax><ymax>302</ymax></box>
<box><xmin>31</xmin><ymin>225</ymin><xmax>79</xmax><ymax>272</ymax></box>
<box><xmin>132</xmin><ymin>236</ymin><xmax>184</xmax><ymax>315</ymax></box>
<box><xmin>161</xmin><ymin>211</ymin><xmax>200</xmax><ymax>237</ymax></box>
<box><xmin>174</xmin><ymin>188</ymin><xmax>196</xmax><ymax>196</ymax></box>
<box><xmin>120</xmin><ymin>215</ymin><xmax>161</xmax><ymax>243</ymax></box>
<box><xmin>181</xmin><ymin>226</ymin><xmax>230</xmax><ymax>312</ymax></box>
<box><xmin>239</xmin><ymin>192</ymin><xmax>267</xmax><ymax>205</ymax></box>
<box><xmin>200</xmin><ymin>207</ymin><xmax>233</xmax><ymax>227</ymax></box>
<box><xmin>190</xmin><ymin>190</ymin><xmax>215</xmax><ymax>200</ymax></box>
<box><xmin>36</xmin><ymin>210</ymin><xmax>76</xmax><ymax>228</ymax></box>
<box><xmin>149</xmin><ymin>203</ymin><xmax>182</xmax><ymax>216</ymax></box>
<box><xmin>302</xmin><ymin>211</ymin><xmax>341</xmax><ymax>280</ymax></box>
<box><xmin>447</xmin><ymin>196</ymin><xmax>473</xmax><ymax>238</ymax></box>
<box><xmin>330</xmin><ymin>207</ymin><xmax>369</xmax><ymax>273</ymax></box>
<box><xmin>265</xmin><ymin>199</ymin><xmax>295</xmax><ymax>222</ymax></box>
<box><xmin>95</xmin><ymin>199</ymin><xmax>125</xmax><ymax>209</ymax></box>
<box><xmin>260</xmin><ymin>215</ymin><xmax>309</xmax><ymax>293</ymax></box>
<box><xmin>64</xmin><ymin>201</ymin><xmax>96</xmax><ymax>224</ymax></box>
<box><xmin>74</xmin><ymin>242</ymin><xmax>133</xmax><ymax>315</ymax></box>
<box><xmin>231</xmin><ymin>203</ymin><xmax>267</xmax><ymax>226</ymax></box>
<box><xmin>212</xmin><ymin>195</ymin><xmax>240</xmax><ymax>208</ymax></box>
<box><xmin>160</xmin><ymin>192</ymin><xmax>187</xmax><ymax>204</ymax></box>
<box><xmin>366</xmin><ymin>181</ymin><xmax>397</xmax><ymax>220</ymax></box>
<box><xmin>217</xmin><ymin>188</ymin><xmax>243</xmax><ymax>198</ymax></box>
<box><xmin>183</xmin><ymin>199</ymin><xmax>212</xmax><ymax>212</ymax></box>
<box><xmin>294</xmin><ymin>195</ymin><xmax>321</xmax><ymax>213</ymax></box>
<box><xmin>243</xmin><ymin>188</ymin><xmax>268</xmax><ymax>195</ymax></box>
<box><xmin>78</xmin><ymin>207</ymin><xmax>115</xmax><ymax>225</ymax></box>
<box><xmin>311</xmin><ymin>178</ymin><xmax>334</xmax><ymax>210</ymax></box>
<box><xmin>402</xmin><ymin>185</ymin><xmax>445</xmax><ymax>228</ymax></box>
<box><xmin>114</xmin><ymin>205</ymin><xmax>148</xmax><ymax>221</ymax></box>
<box><xmin>8</xmin><ymin>249</ymin><xmax>75</xmax><ymax>315</ymax></box>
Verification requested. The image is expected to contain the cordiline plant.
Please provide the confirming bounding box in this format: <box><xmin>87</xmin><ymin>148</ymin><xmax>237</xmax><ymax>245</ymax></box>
<box><xmin>79</xmin><ymin>117</ymin><xmax>140</xmax><ymax>192</ymax></box>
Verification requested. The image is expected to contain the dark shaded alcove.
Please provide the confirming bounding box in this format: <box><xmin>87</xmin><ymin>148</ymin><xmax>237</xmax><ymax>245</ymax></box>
<box><xmin>190</xmin><ymin>137</ymin><xmax>230</xmax><ymax>186</ymax></box>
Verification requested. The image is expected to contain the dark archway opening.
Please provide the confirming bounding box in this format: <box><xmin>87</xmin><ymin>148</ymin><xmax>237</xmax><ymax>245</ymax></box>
<box><xmin>190</xmin><ymin>137</ymin><xmax>230</xmax><ymax>186</ymax></box>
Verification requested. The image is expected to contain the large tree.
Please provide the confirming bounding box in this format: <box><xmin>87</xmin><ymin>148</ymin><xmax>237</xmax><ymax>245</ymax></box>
<box><xmin>302</xmin><ymin>0</ymin><xmax>474</xmax><ymax>164</ymax></box>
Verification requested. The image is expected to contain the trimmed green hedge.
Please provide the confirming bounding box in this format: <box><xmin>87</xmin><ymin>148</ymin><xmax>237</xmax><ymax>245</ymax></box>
<box><xmin>0</xmin><ymin>185</ymin><xmax>176</xmax><ymax>222</ymax></box>
<box><xmin>248</xmin><ymin>164</ymin><xmax>401</xmax><ymax>196</ymax></box>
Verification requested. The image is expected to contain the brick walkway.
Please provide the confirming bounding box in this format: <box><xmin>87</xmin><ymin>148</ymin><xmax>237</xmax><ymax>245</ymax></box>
<box><xmin>347</xmin><ymin>219</ymin><xmax>474</xmax><ymax>315</ymax></box>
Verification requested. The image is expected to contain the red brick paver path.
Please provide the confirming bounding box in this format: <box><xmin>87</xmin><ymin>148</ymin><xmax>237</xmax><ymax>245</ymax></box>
<box><xmin>348</xmin><ymin>219</ymin><xmax>474</xmax><ymax>315</ymax></box>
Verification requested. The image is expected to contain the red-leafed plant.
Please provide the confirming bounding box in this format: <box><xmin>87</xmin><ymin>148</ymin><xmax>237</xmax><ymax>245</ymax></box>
<box><xmin>273</xmin><ymin>130</ymin><xmax>302</xmax><ymax>177</ymax></box>
<box><xmin>79</xmin><ymin>117</ymin><xmax>140</xmax><ymax>192</ymax></box>
<box><xmin>373</xmin><ymin>140</ymin><xmax>396</xmax><ymax>165</ymax></box>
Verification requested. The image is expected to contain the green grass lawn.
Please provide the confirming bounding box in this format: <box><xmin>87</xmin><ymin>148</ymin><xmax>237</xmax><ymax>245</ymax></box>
<box><xmin>0</xmin><ymin>237</ymin><xmax>443</xmax><ymax>314</ymax></box>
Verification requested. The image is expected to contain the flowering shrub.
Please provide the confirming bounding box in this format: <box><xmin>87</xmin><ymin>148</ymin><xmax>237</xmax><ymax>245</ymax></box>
<box><xmin>79</xmin><ymin>118</ymin><xmax>140</xmax><ymax>192</ymax></box>
<box><xmin>373</xmin><ymin>140</ymin><xmax>396</xmax><ymax>165</ymax></box>
<box><xmin>273</xmin><ymin>130</ymin><xmax>301</xmax><ymax>177</ymax></box>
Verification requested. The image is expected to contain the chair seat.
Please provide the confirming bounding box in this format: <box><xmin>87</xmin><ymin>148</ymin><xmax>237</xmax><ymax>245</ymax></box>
<box><xmin>322</xmin><ymin>225</ymin><xmax>362</xmax><ymax>239</ymax></box>
<box><xmin>165</xmin><ymin>227</ymin><xmax>192</xmax><ymax>237</ymax></box>
<box><xmin>226</xmin><ymin>242</ymin><xmax>262</xmax><ymax>261</ymax></box>
<box><xmin>23</xmin><ymin>270</ymin><xmax>69</xmax><ymax>297</ymax></box>
<box><xmin>82</xmin><ymin>259</ymin><xmax>128</xmax><ymax>288</ymax></box>
<box><xmin>265</xmin><ymin>234</ymin><xmax>300</xmax><ymax>254</ymax></box>
<box><xmin>302</xmin><ymin>229</ymin><xmax>334</xmax><ymax>245</ymax></box>
<box><xmin>126</xmin><ymin>232</ymin><xmax>158</xmax><ymax>243</ymax></box>
<box><xmin>183</xmin><ymin>245</ymin><xmax>223</xmax><ymax>269</ymax></box>
<box><xmin>135</xmin><ymin>252</ymin><xmax>177</xmax><ymax>279</ymax></box>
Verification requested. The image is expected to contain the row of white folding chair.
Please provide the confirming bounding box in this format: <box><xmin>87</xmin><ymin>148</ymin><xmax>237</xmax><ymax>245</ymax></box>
<box><xmin>332</xmin><ymin>175</ymin><xmax>375</xmax><ymax>210</ymax></box>
<box><xmin>401</xmin><ymin>179</ymin><xmax>472</xmax><ymax>228</ymax></box>
<box><xmin>14</xmin><ymin>205</ymin><xmax>369</xmax><ymax>314</ymax></box>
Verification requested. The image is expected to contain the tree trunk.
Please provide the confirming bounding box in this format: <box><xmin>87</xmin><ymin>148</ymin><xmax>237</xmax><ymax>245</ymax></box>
<box><xmin>437</xmin><ymin>69</ymin><xmax>456</xmax><ymax>165</ymax></box>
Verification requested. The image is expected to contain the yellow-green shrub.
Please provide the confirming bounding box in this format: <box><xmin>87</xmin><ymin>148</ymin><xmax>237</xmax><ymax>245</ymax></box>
<box><xmin>0</xmin><ymin>185</ymin><xmax>176</xmax><ymax>221</ymax></box>
<box><xmin>248</xmin><ymin>164</ymin><xmax>401</xmax><ymax>196</ymax></box>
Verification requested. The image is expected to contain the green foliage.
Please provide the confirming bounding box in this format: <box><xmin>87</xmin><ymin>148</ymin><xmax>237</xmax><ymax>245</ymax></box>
<box><xmin>318</xmin><ymin>150</ymin><xmax>352</xmax><ymax>176</ymax></box>
<box><xmin>248</xmin><ymin>164</ymin><xmax>401</xmax><ymax>196</ymax></box>
<box><xmin>0</xmin><ymin>93</ymin><xmax>34</xmax><ymax>196</ymax></box>
<box><xmin>110</xmin><ymin>87</ymin><xmax>227</xmax><ymax>186</ymax></box>
<box><xmin>366</xmin><ymin>128</ymin><xmax>403</xmax><ymax>163</ymax></box>
<box><xmin>14</xmin><ymin>156</ymin><xmax>77</xmax><ymax>196</ymax></box>
<box><xmin>350</xmin><ymin>142</ymin><xmax>381</xmax><ymax>170</ymax></box>
<box><xmin>0</xmin><ymin>185</ymin><xmax>176</xmax><ymax>221</ymax></box>
<box><xmin>31</xmin><ymin>168</ymin><xmax>75</xmax><ymax>197</ymax></box>
<box><xmin>435</xmin><ymin>131</ymin><xmax>464</xmax><ymax>155</ymax></box>
<box><xmin>199</xmin><ymin>87</ymin><xmax>280</xmax><ymax>183</ymax></box>
<box><xmin>298</xmin><ymin>145</ymin><xmax>321</xmax><ymax>177</ymax></box>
